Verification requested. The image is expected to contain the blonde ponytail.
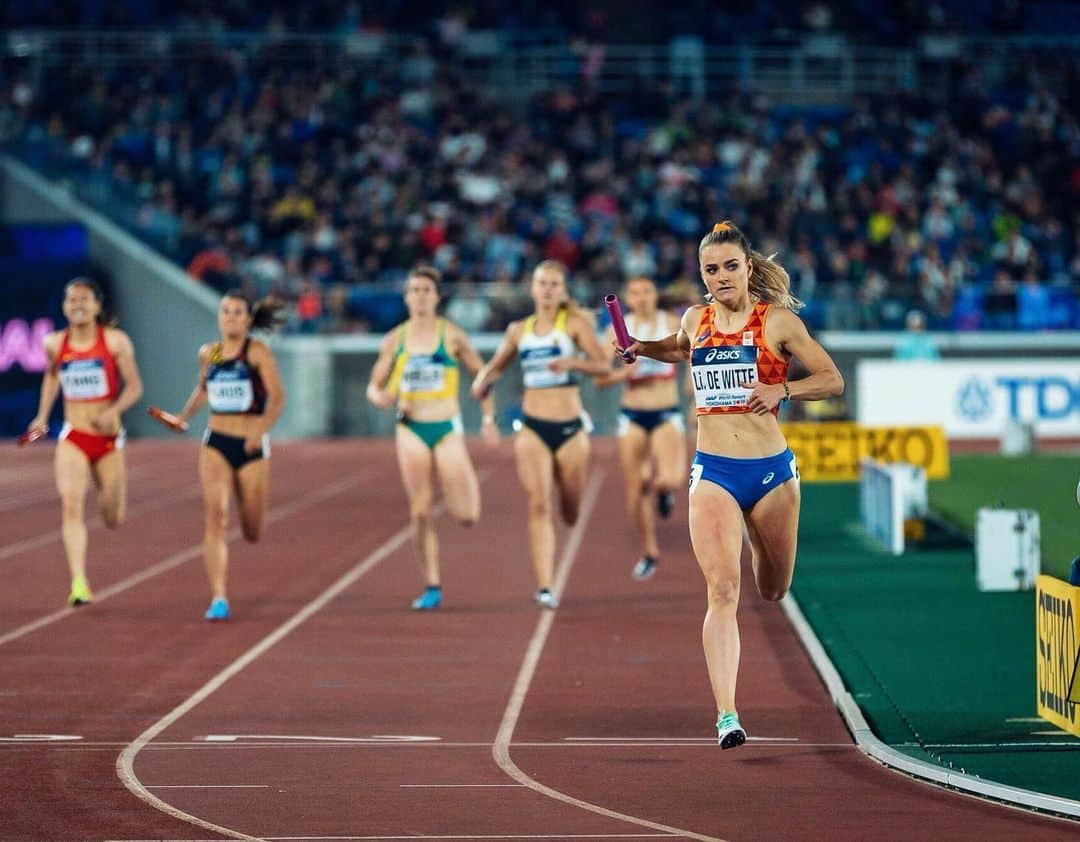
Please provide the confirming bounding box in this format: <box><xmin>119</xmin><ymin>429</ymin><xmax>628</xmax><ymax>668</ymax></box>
<box><xmin>748</xmin><ymin>249</ymin><xmax>803</xmax><ymax>311</ymax></box>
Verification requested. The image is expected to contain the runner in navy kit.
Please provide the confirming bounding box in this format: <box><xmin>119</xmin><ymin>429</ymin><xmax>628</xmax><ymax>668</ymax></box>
<box><xmin>167</xmin><ymin>291</ymin><xmax>285</xmax><ymax>620</ymax></box>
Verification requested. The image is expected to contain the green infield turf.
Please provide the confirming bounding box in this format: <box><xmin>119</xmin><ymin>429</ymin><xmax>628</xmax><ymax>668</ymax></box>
<box><xmin>928</xmin><ymin>454</ymin><xmax>1080</xmax><ymax>581</ymax></box>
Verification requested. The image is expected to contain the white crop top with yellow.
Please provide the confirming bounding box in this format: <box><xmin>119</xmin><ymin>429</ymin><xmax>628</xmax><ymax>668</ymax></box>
<box><xmin>518</xmin><ymin>309</ymin><xmax>578</xmax><ymax>390</ymax></box>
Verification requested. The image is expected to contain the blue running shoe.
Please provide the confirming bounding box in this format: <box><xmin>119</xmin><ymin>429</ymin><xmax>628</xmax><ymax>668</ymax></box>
<box><xmin>717</xmin><ymin>711</ymin><xmax>746</xmax><ymax>750</ymax></box>
<box><xmin>204</xmin><ymin>597</ymin><xmax>230</xmax><ymax>621</ymax></box>
<box><xmin>411</xmin><ymin>586</ymin><xmax>442</xmax><ymax>611</ymax></box>
<box><xmin>632</xmin><ymin>555</ymin><xmax>658</xmax><ymax>581</ymax></box>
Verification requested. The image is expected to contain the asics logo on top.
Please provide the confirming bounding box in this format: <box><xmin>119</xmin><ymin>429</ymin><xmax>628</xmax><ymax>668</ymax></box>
<box><xmin>761</xmin><ymin>472</ymin><xmax>775</xmax><ymax>485</ymax></box>
<box><xmin>704</xmin><ymin>348</ymin><xmax>742</xmax><ymax>363</ymax></box>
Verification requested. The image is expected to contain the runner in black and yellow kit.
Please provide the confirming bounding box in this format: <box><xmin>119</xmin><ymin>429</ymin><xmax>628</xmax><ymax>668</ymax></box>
<box><xmin>367</xmin><ymin>266</ymin><xmax>498</xmax><ymax>610</ymax></box>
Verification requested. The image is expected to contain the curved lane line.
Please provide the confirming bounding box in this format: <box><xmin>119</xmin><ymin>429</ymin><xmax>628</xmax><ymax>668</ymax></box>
<box><xmin>114</xmin><ymin>474</ymin><xmax>485</xmax><ymax>839</ymax></box>
<box><xmin>491</xmin><ymin>471</ymin><xmax>726</xmax><ymax>842</ymax></box>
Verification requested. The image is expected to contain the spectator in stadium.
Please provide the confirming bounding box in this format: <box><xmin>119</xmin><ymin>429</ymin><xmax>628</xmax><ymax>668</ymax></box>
<box><xmin>893</xmin><ymin>309</ymin><xmax>940</xmax><ymax>360</ymax></box>
<box><xmin>616</xmin><ymin>222</ymin><xmax>844</xmax><ymax>749</ymax></box>
<box><xmin>470</xmin><ymin>260</ymin><xmax>609</xmax><ymax>609</ymax></box>
<box><xmin>365</xmin><ymin>265</ymin><xmax>497</xmax><ymax>610</ymax></box>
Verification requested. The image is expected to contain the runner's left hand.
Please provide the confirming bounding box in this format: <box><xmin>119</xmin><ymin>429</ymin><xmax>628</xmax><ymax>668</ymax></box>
<box><xmin>746</xmin><ymin>383</ymin><xmax>786</xmax><ymax>416</ymax></box>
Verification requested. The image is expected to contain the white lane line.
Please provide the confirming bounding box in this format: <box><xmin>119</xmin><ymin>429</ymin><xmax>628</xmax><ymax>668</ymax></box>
<box><xmin>149</xmin><ymin>785</ymin><xmax>271</xmax><ymax>789</ymax></box>
<box><xmin>492</xmin><ymin>471</ymin><xmax>727</xmax><ymax>842</ymax></box>
<box><xmin>114</xmin><ymin>477</ymin><xmax>475</xmax><ymax>841</ymax></box>
<box><xmin>923</xmin><ymin>742</ymin><xmax>1080</xmax><ymax>749</ymax></box>
<box><xmin>0</xmin><ymin>484</ymin><xmax>202</xmax><ymax>563</ymax></box>
<box><xmin>0</xmin><ymin>463</ymin><xmax>161</xmax><ymax>512</ymax></box>
<box><xmin>0</xmin><ymin>740</ymin><xmax>858</xmax><ymax>752</ymax></box>
<box><xmin>105</xmin><ymin>835</ymin><xmax>679</xmax><ymax>841</ymax></box>
<box><xmin>399</xmin><ymin>784</ymin><xmax>525</xmax><ymax>788</ymax></box>
<box><xmin>0</xmin><ymin>472</ymin><xmax>367</xmax><ymax>648</ymax></box>
<box><xmin>563</xmin><ymin>736</ymin><xmax>799</xmax><ymax>743</ymax></box>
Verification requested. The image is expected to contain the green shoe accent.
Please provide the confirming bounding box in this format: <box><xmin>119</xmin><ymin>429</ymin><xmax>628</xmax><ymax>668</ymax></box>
<box><xmin>716</xmin><ymin>712</ymin><xmax>746</xmax><ymax>750</ymax></box>
<box><xmin>68</xmin><ymin>576</ymin><xmax>93</xmax><ymax>607</ymax></box>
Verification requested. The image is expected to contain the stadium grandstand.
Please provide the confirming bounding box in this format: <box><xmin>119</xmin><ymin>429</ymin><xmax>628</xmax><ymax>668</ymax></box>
<box><xmin>2</xmin><ymin>0</ymin><xmax>1079</xmax><ymax>334</ymax></box>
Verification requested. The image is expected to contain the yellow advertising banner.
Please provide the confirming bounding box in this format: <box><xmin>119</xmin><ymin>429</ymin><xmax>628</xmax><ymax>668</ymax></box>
<box><xmin>780</xmin><ymin>423</ymin><xmax>950</xmax><ymax>483</ymax></box>
<box><xmin>1036</xmin><ymin>575</ymin><xmax>1080</xmax><ymax>736</ymax></box>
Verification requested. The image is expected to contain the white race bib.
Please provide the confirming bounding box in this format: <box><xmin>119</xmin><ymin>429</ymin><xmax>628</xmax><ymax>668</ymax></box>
<box><xmin>691</xmin><ymin>345</ymin><xmax>758</xmax><ymax>409</ymax></box>
<box><xmin>59</xmin><ymin>358</ymin><xmax>109</xmax><ymax>400</ymax></box>
<box><xmin>521</xmin><ymin>345</ymin><xmax>571</xmax><ymax>389</ymax></box>
<box><xmin>207</xmin><ymin>373</ymin><xmax>254</xmax><ymax>413</ymax></box>
<box><xmin>400</xmin><ymin>356</ymin><xmax>446</xmax><ymax>394</ymax></box>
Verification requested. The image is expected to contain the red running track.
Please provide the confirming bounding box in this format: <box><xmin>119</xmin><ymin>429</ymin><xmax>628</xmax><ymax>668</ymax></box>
<box><xmin>0</xmin><ymin>439</ymin><xmax>1074</xmax><ymax>841</ymax></box>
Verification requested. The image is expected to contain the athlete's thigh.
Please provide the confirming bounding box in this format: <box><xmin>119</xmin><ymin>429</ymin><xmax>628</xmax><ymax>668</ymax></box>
<box><xmin>92</xmin><ymin>448</ymin><xmax>128</xmax><ymax>521</ymax></box>
<box><xmin>514</xmin><ymin>426</ymin><xmax>554</xmax><ymax>501</ymax></box>
<box><xmin>433</xmin><ymin>434</ymin><xmax>480</xmax><ymax>519</ymax></box>
<box><xmin>395</xmin><ymin>424</ymin><xmax>435</xmax><ymax>507</ymax></box>
<box><xmin>650</xmin><ymin>421</ymin><xmax>687</xmax><ymax>488</ymax></box>
<box><xmin>744</xmin><ymin>479</ymin><xmax>801</xmax><ymax>595</ymax></box>
<box><xmin>688</xmin><ymin>471</ymin><xmax>745</xmax><ymax>586</ymax></box>
<box><xmin>234</xmin><ymin>457</ymin><xmax>270</xmax><ymax>532</ymax></box>
<box><xmin>617</xmin><ymin>424</ymin><xmax>650</xmax><ymax>492</ymax></box>
<box><xmin>55</xmin><ymin>439</ymin><xmax>91</xmax><ymax>503</ymax></box>
<box><xmin>553</xmin><ymin>429</ymin><xmax>590</xmax><ymax>496</ymax></box>
<box><xmin>199</xmin><ymin>444</ymin><xmax>234</xmax><ymax>516</ymax></box>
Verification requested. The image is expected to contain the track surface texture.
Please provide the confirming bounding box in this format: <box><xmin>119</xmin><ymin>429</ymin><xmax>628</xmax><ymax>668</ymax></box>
<box><xmin>0</xmin><ymin>439</ymin><xmax>1074</xmax><ymax>841</ymax></box>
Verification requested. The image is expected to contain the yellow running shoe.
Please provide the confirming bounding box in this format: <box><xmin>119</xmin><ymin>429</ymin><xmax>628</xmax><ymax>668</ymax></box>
<box><xmin>68</xmin><ymin>576</ymin><xmax>93</xmax><ymax>607</ymax></box>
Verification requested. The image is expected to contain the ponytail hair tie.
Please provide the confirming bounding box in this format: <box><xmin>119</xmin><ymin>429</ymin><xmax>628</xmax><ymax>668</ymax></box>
<box><xmin>712</xmin><ymin>220</ymin><xmax>734</xmax><ymax>233</ymax></box>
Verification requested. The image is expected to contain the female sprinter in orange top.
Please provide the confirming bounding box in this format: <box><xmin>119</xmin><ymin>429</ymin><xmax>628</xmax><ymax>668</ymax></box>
<box><xmin>471</xmin><ymin>260</ymin><xmax>609</xmax><ymax>609</ymax></box>
<box><xmin>167</xmin><ymin>290</ymin><xmax>285</xmax><ymax>620</ymax></box>
<box><xmin>617</xmin><ymin>222</ymin><xmax>844</xmax><ymax>748</ymax></box>
<box><xmin>366</xmin><ymin>266</ymin><xmax>498</xmax><ymax>610</ymax></box>
<box><xmin>27</xmin><ymin>278</ymin><xmax>143</xmax><ymax>606</ymax></box>
<box><xmin>595</xmin><ymin>276</ymin><xmax>686</xmax><ymax>581</ymax></box>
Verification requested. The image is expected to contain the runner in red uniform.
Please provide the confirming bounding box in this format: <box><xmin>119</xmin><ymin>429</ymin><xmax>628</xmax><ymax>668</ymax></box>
<box><xmin>27</xmin><ymin>278</ymin><xmax>143</xmax><ymax>606</ymax></box>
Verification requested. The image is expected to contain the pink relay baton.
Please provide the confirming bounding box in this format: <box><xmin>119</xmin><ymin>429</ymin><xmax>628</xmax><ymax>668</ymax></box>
<box><xmin>604</xmin><ymin>294</ymin><xmax>636</xmax><ymax>362</ymax></box>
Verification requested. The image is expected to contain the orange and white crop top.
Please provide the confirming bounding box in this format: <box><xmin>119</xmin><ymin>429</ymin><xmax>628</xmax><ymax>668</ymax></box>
<box><xmin>689</xmin><ymin>301</ymin><xmax>787</xmax><ymax>415</ymax></box>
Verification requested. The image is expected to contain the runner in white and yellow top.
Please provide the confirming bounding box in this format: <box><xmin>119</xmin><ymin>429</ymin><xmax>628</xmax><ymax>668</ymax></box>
<box><xmin>367</xmin><ymin>266</ymin><xmax>498</xmax><ymax>610</ymax></box>
<box><xmin>594</xmin><ymin>276</ymin><xmax>686</xmax><ymax>581</ymax></box>
<box><xmin>471</xmin><ymin>260</ymin><xmax>609</xmax><ymax>610</ymax></box>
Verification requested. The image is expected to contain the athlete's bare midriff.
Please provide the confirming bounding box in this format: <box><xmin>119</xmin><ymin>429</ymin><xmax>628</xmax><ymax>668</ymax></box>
<box><xmin>696</xmin><ymin>411</ymin><xmax>787</xmax><ymax>458</ymax></box>
<box><xmin>621</xmin><ymin>376</ymin><xmax>681</xmax><ymax>411</ymax></box>
<box><xmin>398</xmin><ymin>394</ymin><xmax>461</xmax><ymax>423</ymax></box>
<box><xmin>63</xmin><ymin>400</ymin><xmax>120</xmax><ymax>436</ymax></box>
<box><xmin>522</xmin><ymin>384</ymin><xmax>582</xmax><ymax>421</ymax></box>
<box><xmin>207</xmin><ymin>413</ymin><xmax>265</xmax><ymax>438</ymax></box>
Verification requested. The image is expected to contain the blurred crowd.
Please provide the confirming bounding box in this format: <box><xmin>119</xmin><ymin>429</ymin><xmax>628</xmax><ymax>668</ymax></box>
<box><xmin>5</xmin><ymin>0</ymin><xmax>1075</xmax><ymax>44</ymax></box>
<box><xmin>2</xmin><ymin>4</ymin><xmax>1080</xmax><ymax>334</ymax></box>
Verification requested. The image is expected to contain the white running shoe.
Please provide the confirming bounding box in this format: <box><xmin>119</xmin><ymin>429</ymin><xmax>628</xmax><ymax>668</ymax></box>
<box><xmin>534</xmin><ymin>589</ymin><xmax>559</xmax><ymax>609</ymax></box>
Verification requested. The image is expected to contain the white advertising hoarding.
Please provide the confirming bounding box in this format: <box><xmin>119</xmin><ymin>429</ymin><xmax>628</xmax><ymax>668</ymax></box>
<box><xmin>856</xmin><ymin>359</ymin><xmax>1080</xmax><ymax>439</ymax></box>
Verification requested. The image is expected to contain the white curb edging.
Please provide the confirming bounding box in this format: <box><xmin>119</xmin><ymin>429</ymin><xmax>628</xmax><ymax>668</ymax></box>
<box><xmin>781</xmin><ymin>593</ymin><xmax>1080</xmax><ymax>819</ymax></box>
